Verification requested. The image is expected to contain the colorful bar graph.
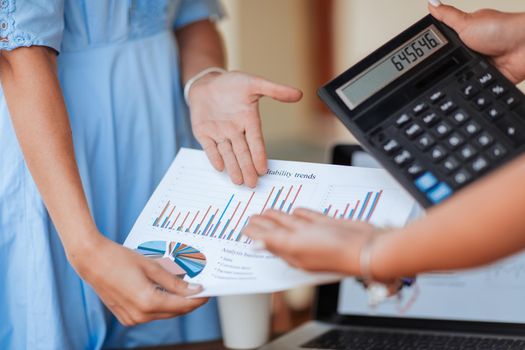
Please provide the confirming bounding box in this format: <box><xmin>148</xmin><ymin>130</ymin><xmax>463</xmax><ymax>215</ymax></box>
<box><xmin>151</xmin><ymin>184</ymin><xmax>307</xmax><ymax>245</ymax></box>
<box><xmin>322</xmin><ymin>190</ymin><xmax>383</xmax><ymax>223</ymax></box>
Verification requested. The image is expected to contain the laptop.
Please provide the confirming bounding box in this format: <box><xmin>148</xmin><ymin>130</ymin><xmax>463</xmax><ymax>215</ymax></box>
<box><xmin>260</xmin><ymin>145</ymin><xmax>525</xmax><ymax>350</ymax></box>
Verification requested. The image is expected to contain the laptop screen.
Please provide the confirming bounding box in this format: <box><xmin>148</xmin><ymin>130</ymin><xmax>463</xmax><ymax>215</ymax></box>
<box><xmin>337</xmin><ymin>149</ymin><xmax>525</xmax><ymax>324</ymax></box>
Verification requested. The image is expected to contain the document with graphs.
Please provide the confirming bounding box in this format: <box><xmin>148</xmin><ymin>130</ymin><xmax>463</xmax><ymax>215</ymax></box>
<box><xmin>124</xmin><ymin>148</ymin><xmax>416</xmax><ymax>296</ymax></box>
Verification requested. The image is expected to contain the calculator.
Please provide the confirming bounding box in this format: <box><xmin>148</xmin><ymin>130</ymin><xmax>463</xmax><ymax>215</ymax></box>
<box><xmin>318</xmin><ymin>14</ymin><xmax>525</xmax><ymax>208</ymax></box>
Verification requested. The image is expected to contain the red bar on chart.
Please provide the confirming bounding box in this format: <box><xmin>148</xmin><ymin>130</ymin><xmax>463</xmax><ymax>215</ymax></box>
<box><xmin>260</xmin><ymin>187</ymin><xmax>275</xmax><ymax>214</ymax></box>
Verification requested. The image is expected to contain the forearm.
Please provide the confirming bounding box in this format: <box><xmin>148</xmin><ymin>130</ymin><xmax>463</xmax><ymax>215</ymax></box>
<box><xmin>373</xmin><ymin>155</ymin><xmax>525</xmax><ymax>280</ymax></box>
<box><xmin>0</xmin><ymin>47</ymin><xmax>99</xmax><ymax>259</ymax></box>
<box><xmin>176</xmin><ymin>20</ymin><xmax>225</xmax><ymax>84</ymax></box>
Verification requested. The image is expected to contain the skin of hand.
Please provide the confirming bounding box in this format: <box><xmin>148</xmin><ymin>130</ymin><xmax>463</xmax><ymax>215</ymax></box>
<box><xmin>176</xmin><ymin>20</ymin><xmax>302</xmax><ymax>188</ymax></box>
<box><xmin>429</xmin><ymin>3</ymin><xmax>525</xmax><ymax>83</ymax></box>
<box><xmin>0</xmin><ymin>47</ymin><xmax>207</xmax><ymax>326</ymax></box>
<box><xmin>73</xmin><ymin>234</ymin><xmax>208</xmax><ymax>326</ymax></box>
<box><xmin>243</xmin><ymin>209</ymin><xmax>378</xmax><ymax>276</ymax></box>
<box><xmin>188</xmin><ymin>71</ymin><xmax>303</xmax><ymax>188</ymax></box>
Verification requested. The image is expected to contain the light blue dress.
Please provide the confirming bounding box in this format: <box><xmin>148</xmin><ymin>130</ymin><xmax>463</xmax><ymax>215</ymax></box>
<box><xmin>0</xmin><ymin>0</ymin><xmax>224</xmax><ymax>349</ymax></box>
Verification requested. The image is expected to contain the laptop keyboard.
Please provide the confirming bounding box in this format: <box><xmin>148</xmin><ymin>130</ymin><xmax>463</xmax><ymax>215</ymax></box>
<box><xmin>301</xmin><ymin>329</ymin><xmax>525</xmax><ymax>350</ymax></box>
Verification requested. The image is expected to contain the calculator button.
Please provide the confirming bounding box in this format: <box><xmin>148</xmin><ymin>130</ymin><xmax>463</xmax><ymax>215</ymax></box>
<box><xmin>429</xmin><ymin>90</ymin><xmax>445</xmax><ymax>104</ymax></box>
<box><xmin>453</xmin><ymin>169</ymin><xmax>472</xmax><ymax>186</ymax></box>
<box><xmin>488</xmin><ymin>143</ymin><xmax>507</xmax><ymax>160</ymax></box>
<box><xmin>485</xmin><ymin>105</ymin><xmax>504</xmax><ymax>121</ymax></box>
<box><xmin>412</xmin><ymin>102</ymin><xmax>429</xmax><ymax>115</ymax></box>
<box><xmin>427</xmin><ymin>182</ymin><xmax>453</xmax><ymax>204</ymax></box>
<box><xmin>421</xmin><ymin>111</ymin><xmax>440</xmax><ymax>126</ymax></box>
<box><xmin>433</xmin><ymin>121</ymin><xmax>452</xmax><ymax>138</ymax></box>
<box><xmin>473</xmin><ymin>94</ymin><xmax>491</xmax><ymax>110</ymax></box>
<box><xmin>442</xmin><ymin>156</ymin><xmax>460</xmax><ymax>174</ymax></box>
<box><xmin>445</xmin><ymin>132</ymin><xmax>465</xmax><ymax>149</ymax></box>
<box><xmin>460</xmin><ymin>83</ymin><xmax>479</xmax><ymax>99</ymax></box>
<box><xmin>459</xmin><ymin>144</ymin><xmax>477</xmax><ymax>160</ymax></box>
<box><xmin>393</xmin><ymin>150</ymin><xmax>413</xmax><ymax>167</ymax></box>
<box><xmin>477</xmin><ymin>72</ymin><xmax>494</xmax><ymax>87</ymax></box>
<box><xmin>450</xmin><ymin>110</ymin><xmax>469</xmax><ymax>125</ymax></box>
<box><xmin>439</xmin><ymin>99</ymin><xmax>457</xmax><ymax>114</ymax></box>
<box><xmin>416</xmin><ymin>133</ymin><xmax>435</xmax><ymax>151</ymax></box>
<box><xmin>490</xmin><ymin>84</ymin><xmax>507</xmax><ymax>98</ymax></box>
<box><xmin>407</xmin><ymin>163</ymin><xmax>424</xmax><ymax>178</ymax></box>
<box><xmin>504</xmin><ymin>94</ymin><xmax>520</xmax><ymax>109</ymax></box>
<box><xmin>463</xmin><ymin>121</ymin><xmax>481</xmax><ymax>136</ymax></box>
<box><xmin>470</xmin><ymin>156</ymin><xmax>489</xmax><ymax>174</ymax></box>
<box><xmin>382</xmin><ymin>139</ymin><xmax>400</xmax><ymax>154</ymax></box>
<box><xmin>474</xmin><ymin>132</ymin><xmax>494</xmax><ymax>148</ymax></box>
<box><xmin>405</xmin><ymin>123</ymin><xmax>423</xmax><ymax>139</ymax></box>
<box><xmin>395</xmin><ymin>113</ymin><xmax>411</xmax><ymax>127</ymax></box>
<box><xmin>495</xmin><ymin>116</ymin><xmax>525</xmax><ymax>145</ymax></box>
<box><xmin>429</xmin><ymin>145</ymin><xmax>448</xmax><ymax>162</ymax></box>
<box><xmin>414</xmin><ymin>172</ymin><xmax>438</xmax><ymax>192</ymax></box>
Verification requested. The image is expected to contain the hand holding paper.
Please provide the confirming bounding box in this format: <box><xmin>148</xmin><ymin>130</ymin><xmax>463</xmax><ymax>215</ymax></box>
<box><xmin>123</xmin><ymin>149</ymin><xmax>415</xmax><ymax>297</ymax></box>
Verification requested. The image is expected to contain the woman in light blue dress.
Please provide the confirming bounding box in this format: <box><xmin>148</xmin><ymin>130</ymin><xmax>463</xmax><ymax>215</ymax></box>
<box><xmin>0</xmin><ymin>0</ymin><xmax>301</xmax><ymax>348</ymax></box>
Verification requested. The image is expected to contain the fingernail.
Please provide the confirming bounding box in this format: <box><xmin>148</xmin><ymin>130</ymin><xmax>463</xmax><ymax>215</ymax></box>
<box><xmin>252</xmin><ymin>240</ymin><xmax>266</xmax><ymax>250</ymax></box>
<box><xmin>428</xmin><ymin>0</ymin><xmax>441</xmax><ymax>7</ymax></box>
<box><xmin>188</xmin><ymin>283</ymin><xmax>202</xmax><ymax>290</ymax></box>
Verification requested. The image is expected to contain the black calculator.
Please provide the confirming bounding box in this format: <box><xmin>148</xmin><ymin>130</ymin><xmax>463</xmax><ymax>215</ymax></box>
<box><xmin>318</xmin><ymin>14</ymin><xmax>525</xmax><ymax>208</ymax></box>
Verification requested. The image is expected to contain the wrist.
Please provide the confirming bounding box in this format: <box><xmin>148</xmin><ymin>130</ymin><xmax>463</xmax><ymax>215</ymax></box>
<box><xmin>184</xmin><ymin>67</ymin><xmax>226</xmax><ymax>104</ymax></box>
<box><xmin>367</xmin><ymin>230</ymin><xmax>399</xmax><ymax>283</ymax></box>
<box><xmin>64</xmin><ymin>227</ymin><xmax>105</xmax><ymax>274</ymax></box>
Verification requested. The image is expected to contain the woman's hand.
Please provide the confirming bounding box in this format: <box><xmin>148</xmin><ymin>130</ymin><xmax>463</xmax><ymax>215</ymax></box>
<box><xmin>429</xmin><ymin>2</ymin><xmax>525</xmax><ymax>83</ymax></box>
<box><xmin>243</xmin><ymin>208</ymin><xmax>380</xmax><ymax>276</ymax></box>
<box><xmin>68</xmin><ymin>234</ymin><xmax>208</xmax><ymax>326</ymax></box>
<box><xmin>188</xmin><ymin>71</ymin><xmax>302</xmax><ymax>188</ymax></box>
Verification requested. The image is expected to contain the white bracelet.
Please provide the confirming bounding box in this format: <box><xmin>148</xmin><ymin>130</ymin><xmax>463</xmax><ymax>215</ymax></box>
<box><xmin>183</xmin><ymin>67</ymin><xmax>227</xmax><ymax>104</ymax></box>
<box><xmin>359</xmin><ymin>235</ymin><xmax>376</xmax><ymax>281</ymax></box>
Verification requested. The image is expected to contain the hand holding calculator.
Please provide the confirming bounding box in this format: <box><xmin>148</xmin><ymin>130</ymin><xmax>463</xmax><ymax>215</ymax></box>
<box><xmin>319</xmin><ymin>14</ymin><xmax>525</xmax><ymax>207</ymax></box>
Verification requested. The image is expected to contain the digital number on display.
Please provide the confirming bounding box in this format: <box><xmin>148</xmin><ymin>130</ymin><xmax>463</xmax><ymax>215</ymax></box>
<box><xmin>390</xmin><ymin>31</ymin><xmax>441</xmax><ymax>72</ymax></box>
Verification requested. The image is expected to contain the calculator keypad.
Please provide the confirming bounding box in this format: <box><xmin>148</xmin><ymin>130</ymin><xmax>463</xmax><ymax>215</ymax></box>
<box><xmin>377</xmin><ymin>66</ymin><xmax>523</xmax><ymax>205</ymax></box>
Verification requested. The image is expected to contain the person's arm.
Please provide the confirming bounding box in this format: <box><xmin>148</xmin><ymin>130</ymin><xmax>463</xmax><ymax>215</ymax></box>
<box><xmin>243</xmin><ymin>3</ymin><xmax>525</xmax><ymax>281</ymax></box>
<box><xmin>0</xmin><ymin>47</ymin><xmax>207</xmax><ymax>326</ymax></box>
<box><xmin>176</xmin><ymin>20</ymin><xmax>303</xmax><ymax>188</ymax></box>
<box><xmin>373</xmin><ymin>155</ymin><xmax>525</xmax><ymax>280</ymax></box>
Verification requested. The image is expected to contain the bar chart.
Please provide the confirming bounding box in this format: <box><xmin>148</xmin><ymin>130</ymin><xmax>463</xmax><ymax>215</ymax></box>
<box><xmin>151</xmin><ymin>165</ymin><xmax>311</xmax><ymax>244</ymax></box>
<box><xmin>321</xmin><ymin>186</ymin><xmax>384</xmax><ymax>223</ymax></box>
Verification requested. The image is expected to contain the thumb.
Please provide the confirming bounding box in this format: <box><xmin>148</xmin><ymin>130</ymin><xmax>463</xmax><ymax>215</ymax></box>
<box><xmin>252</xmin><ymin>77</ymin><xmax>303</xmax><ymax>103</ymax></box>
<box><xmin>146</xmin><ymin>258</ymin><xmax>202</xmax><ymax>297</ymax></box>
<box><xmin>428</xmin><ymin>2</ymin><xmax>469</xmax><ymax>34</ymax></box>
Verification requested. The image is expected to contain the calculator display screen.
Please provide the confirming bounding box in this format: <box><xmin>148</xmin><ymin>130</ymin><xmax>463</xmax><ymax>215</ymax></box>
<box><xmin>337</xmin><ymin>25</ymin><xmax>448</xmax><ymax>110</ymax></box>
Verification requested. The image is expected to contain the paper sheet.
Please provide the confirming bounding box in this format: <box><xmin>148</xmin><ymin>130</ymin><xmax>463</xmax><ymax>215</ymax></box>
<box><xmin>123</xmin><ymin>148</ymin><xmax>416</xmax><ymax>296</ymax></box>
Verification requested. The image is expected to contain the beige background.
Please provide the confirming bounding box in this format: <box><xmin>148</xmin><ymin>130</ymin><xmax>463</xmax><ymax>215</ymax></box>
<box><xmin>217</xmin><ymin>0</ymin><xmax>525</xmax><ymax>163</ymax></box>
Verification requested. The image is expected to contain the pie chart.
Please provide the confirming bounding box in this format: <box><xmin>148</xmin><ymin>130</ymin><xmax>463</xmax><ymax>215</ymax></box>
<box><xmin>135</xmin><ymin>240</ymin><xmax>207</xmax><ymax>278</ymax></box>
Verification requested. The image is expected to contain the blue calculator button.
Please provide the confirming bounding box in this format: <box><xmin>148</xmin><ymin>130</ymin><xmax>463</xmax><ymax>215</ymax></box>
<box><xmin>414</xmin><ymin>172</ymin><xmax>438</xmax><ymax>192</ymax></box>
<box><xmin>427</xmin><ymin>182</ymin><xmax>454</xmax><ymax>204</ymax></box>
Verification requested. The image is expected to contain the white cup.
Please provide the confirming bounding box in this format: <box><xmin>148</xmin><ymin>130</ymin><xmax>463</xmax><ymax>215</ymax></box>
<box><xmin>218</xmin><ymin>293</ymin><xmax>272</xmax><ymax>349</ymax></box>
